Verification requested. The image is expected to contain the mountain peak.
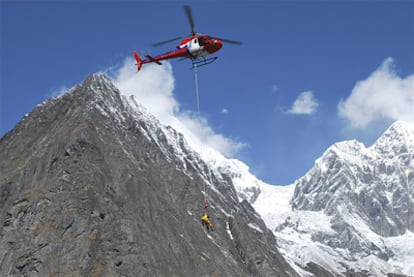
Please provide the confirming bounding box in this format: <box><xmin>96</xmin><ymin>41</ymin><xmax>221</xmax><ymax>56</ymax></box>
<box><xmin>372</xmin><ymin>120</ymin><xmax>414</xmax><ymax>156</ymax></box>
<box><xmin>378</xmin><ymin>120</ymin><xmax>414</xmax><ymax>145</ymax></box>
<box><xmin>82</xmin><ymin>73</ymin><xmax>115</xmax><ymax>89</ymax></box>
<box><xmin>330</xmin><ymin>139</ymin><xmax>366</xmax><ymax>157</ymax></box>
<box><xmin>292</xmin><ymin>119</ymin><xmax>414</xmax><ymax>232</ymax></box>
<box><xmin>388</xmin><ymin>120</ymin><xmax>414</xmax><ymax>131</ymax></box>
<box><xmin>78</xmin><ymin>73</ymin><xmax>121</xmax><ymax>103</ymax></box>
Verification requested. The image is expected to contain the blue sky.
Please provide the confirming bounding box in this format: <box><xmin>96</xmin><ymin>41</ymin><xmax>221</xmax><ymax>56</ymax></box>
<box><xmin>1</xmin><ymin>1</ymin><xmax>414</xmax><ymax>185</ymax></box>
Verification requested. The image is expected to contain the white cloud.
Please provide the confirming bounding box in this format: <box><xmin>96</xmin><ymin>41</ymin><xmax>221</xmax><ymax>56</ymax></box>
<box><xmin>112</xmin><ymin>57</ymin><xmax>178</xmax><ymax>122</ymax></box>
<box><xmin>109</xmin><ymin>56</ymin><xmax>245</xmax><ymax>157</ymax></box>
<box><xmin>221</xmin><ymin>108</ymin><xmax>229</xmax><ymax>114</ymax></box>
<box><xmin>288</xmin><ymin>91</ymin><xmax>319</xmax><ymax>115</ymax></box>
<box><xmin>338</xmin><ymin>58</ymin><xmax>414</xmax><ymax>128</ymax></box>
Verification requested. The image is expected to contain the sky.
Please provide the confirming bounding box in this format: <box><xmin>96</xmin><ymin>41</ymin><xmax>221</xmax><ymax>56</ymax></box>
<box><xmin>1</xmin><ymin>0</ymin><xmax>414</xmax><ymax>185</ymax></box>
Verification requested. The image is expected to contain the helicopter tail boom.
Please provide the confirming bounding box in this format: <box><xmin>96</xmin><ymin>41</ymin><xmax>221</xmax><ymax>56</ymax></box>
<box><xmin>145</xmin><ymin>54</ymin><xmax>163</xmax><ymax>65</ymax></box>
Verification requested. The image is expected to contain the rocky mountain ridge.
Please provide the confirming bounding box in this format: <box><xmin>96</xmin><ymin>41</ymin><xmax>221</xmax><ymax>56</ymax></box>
<box><xmin>0</xmin><ymin>74</ymin><xmax>298</xmax><ymax>276</ymax></box>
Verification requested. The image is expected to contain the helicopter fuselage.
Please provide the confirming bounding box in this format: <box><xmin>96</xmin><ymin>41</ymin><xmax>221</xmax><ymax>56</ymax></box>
<box><xmin>133</xmin><ymin>35</ymin><xmax>223</xmax><ymax>71</ymax></box>
<box><xmin>179</xmin><ymin>35</ymin><xmax>223</xmax><ymax>58</ymax></box>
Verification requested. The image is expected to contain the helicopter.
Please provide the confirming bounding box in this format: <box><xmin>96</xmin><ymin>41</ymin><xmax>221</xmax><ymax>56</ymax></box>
<box><xmin>133</xmin><ymin>5</ymin><xmax>242</xmax><ymax>72</ymax></box>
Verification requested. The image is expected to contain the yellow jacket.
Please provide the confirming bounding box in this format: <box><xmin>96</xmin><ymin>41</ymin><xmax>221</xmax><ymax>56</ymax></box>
<box><xmin>201</xmin><ymin>214</ymin><xmax>209</xmax><ymax>223</ymax></box>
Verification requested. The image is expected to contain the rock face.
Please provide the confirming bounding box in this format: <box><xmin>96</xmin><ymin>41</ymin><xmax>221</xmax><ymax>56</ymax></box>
<box><xmin>0</xmin><ymin>74</ymin><xmax>298</xmax><ymax>277</ymax></box>
<box><xmin>292</xmin><ymin>122</ymin><xmax>414</xmax><ymax>238</ymax></box>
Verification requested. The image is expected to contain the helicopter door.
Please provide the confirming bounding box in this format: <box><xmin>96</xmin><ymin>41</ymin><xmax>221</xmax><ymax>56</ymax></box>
<box><xmin>188</xmin><ymin>39</ymin><xmax>202</xmax><ymax>55</ymax></box>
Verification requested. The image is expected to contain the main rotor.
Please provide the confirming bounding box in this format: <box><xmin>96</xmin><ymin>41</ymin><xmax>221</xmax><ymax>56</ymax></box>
<box><xmin>184</xmin><ymin>5</ymin><xmax>197</xmax><ymax>37</ymax></box>
<box><xmin>152</xmin><ymin>5</ymin><xmax>242</xmax><ymax>47</ymax></box>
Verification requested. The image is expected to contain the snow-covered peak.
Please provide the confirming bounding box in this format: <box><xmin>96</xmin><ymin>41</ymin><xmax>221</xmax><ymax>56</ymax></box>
<box><xmin>206</xmin><ymin>156</ymin><xmax>265</xmax><ymax>202</ymax></box>
<box><xmin>314</xmin><ymin>139</ymin><xmax>370</xmax><ymax>172</ymax></box>
<box><xmin>371</xmin><ymin>120</ymin><xmax>414</xmax><ymax>157</ymax></box>
<box><xmin>332</xmin><ymin>139</ymin><xmax>366</xmax><ymax>156</ymax></box>
<box><xmin>82</xmin><ymin>73</ymin><xmax>117</xmax><ymax>92</ymax></box>
<box><xmin>312</xmin><ymin>121</ymin><xmax>414</xmax><ymax>171</ymax></box>
<box><xmin>295</xmin><ymin>121</ymin><xmax>414</xmax><ymax>203</ymax></box>
<box><xmin>381</xmin><ymin>120</ymin><xmax>414</xmax><ymax>139</ymax></box>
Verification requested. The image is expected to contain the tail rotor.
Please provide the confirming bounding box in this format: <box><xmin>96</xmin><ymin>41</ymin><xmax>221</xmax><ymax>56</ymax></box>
<box><xmin>133</xmin><ymin>51</ymin><xmax>143</xmax><ymax>71</ymax></box>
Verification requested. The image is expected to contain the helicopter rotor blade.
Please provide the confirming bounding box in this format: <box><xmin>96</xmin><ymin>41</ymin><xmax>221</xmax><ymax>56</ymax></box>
<box><xmin>213</xmin><ymin>37</ymin><xmax>243</xmax><ymax>45</ymax></box>
<box><xmin>184</xmin><ymin>5</ymin><xmax>196</xmax><ymax>36</ymax></box>
<box><xmin>152</xmin><ymin>37</ymin><xmax>183</xmax><ymax>47</ymax></box>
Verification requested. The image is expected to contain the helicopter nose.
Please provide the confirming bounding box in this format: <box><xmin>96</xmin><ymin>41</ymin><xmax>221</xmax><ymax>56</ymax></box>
<box><xmin>213</xmin><ymin>39</ymin><xmax>223</xmax><ymax>48</ymax></box>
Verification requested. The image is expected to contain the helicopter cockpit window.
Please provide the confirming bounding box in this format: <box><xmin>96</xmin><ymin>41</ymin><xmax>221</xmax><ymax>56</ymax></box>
<box><xmin>198</xmin><ymin>37</ymin><xmax>205</xmax><ymax>46</ymax></box>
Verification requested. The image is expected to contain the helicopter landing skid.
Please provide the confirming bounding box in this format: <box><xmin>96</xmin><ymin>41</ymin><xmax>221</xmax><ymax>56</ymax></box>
<box><xmin>191</xmin><ymin>57</ymin><xmax>218</xmax><ymax>68</ymax></box>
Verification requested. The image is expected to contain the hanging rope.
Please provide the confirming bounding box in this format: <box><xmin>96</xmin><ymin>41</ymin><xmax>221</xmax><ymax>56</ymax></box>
<box><xmin>194</xmin><ymin>63</ymin><xmax>200</xmax><ymax>114</ymax></box>
<box><xmin>193</xmin><ymin>63</ymin><xmax>208</xmax><ymax>208</ymax></box>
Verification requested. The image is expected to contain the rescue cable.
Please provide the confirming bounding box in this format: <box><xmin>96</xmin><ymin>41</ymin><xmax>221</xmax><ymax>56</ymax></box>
<box><xmin>194</xmin><ymin>62</ymin><xmax>200</xmax><ymax>114</ymax></box>
<box><xmin>193</xmin><ymin>63</ymin><xmax>208</xmax><ymax>209</ymax></box>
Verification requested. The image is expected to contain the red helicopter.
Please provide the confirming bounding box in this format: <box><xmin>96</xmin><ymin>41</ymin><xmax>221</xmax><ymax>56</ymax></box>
<box><xmin>133</xmin><ymin>5</ymin><xmax>242</xmax><ymax>72</ymax></box>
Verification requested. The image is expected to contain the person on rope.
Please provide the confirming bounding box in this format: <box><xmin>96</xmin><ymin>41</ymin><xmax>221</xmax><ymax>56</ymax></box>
<box><xmin>201</xmin><ymin>213</ymin><xmax>214</xmax><ymax>232</ymax></box>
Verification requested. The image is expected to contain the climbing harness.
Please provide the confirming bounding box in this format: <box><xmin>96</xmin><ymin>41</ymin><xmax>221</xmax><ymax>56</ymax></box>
<box><xmin>193</xmin><ymin>63</ymin><xmax>209</xmax><ymax>210</ymax></box>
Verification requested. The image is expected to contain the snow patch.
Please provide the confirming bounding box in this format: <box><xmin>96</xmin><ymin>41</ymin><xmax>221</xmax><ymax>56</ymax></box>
<box><xmin>226</xmin><ymin>221</ymin><xmax>234</xmax><ymax>240</ymax></box>
<box><xmin>247</xmin><ymin>223</ymin><xmax>263</xmax><ymax>233</ymax></box>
